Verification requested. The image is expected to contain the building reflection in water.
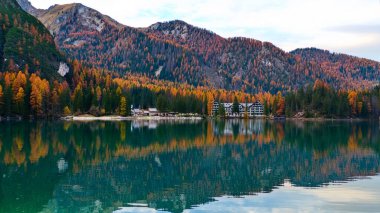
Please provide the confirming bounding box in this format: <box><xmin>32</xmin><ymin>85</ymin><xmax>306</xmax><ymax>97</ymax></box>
<box><xmin>212</xmin><ymin>119</ymin><xmax>264</xmax><ymax>135</ymax></box>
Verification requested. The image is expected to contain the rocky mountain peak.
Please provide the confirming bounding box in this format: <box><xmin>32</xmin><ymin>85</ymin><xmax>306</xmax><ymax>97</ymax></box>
<box><xmin>16</xmin><ymin>0</ymin><xmax>43</xmax><ymax>16</ymax></box>
<box><xmin>146</xmin><ymin>20</ymin><xmax>220</xmax><ymax>41</ymax></box>
<box><xmin>148</xmin><ymin>20</ymin><xmax>196</xmax><ymax>41</ymax></box>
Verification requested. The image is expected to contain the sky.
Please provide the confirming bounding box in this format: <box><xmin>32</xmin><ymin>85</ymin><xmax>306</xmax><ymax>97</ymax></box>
<box><xmin>114</xmin><ymin>176</ymin><xmax>380</xmax><ymax>212</ymax></box>
<box><xmin>29</xmin><ymin>0</ymin><xmax>380</xmax><ymax>61</ymax></box>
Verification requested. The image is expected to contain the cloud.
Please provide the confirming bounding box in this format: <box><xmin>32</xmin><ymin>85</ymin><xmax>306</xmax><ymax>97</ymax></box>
<box><xmin>340</xmin><ymin>38</ymin><xmax>380</xmax><ymax>61</ymax></box>
<box><xmin>29</xmin><ymin>0</ymin><xmax>380</xmax><ymax>61</ymax></box>
<box><xmin>327</xmin><ymin>25</ymin><xmax>380</xmax><ymax>34</ymax></box>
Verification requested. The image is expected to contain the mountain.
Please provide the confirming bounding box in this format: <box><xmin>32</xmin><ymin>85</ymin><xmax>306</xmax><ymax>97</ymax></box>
<box><xmin>17</xmin><ymin>1</ymin><xmax>213</xmax><ymax>86</ymax></box>
<box><xmin>290</xmin><ymin>48</ymin><xmax>380</xmax><ymax>89</ymax></box>
<box><xmin>144</xmin><ymin>21</ymin><xmax>380</xmax><ymax>91</ymax></box>
<box><xmin>16</xmin><ymin>0</ymin><xmax>380</xmax><ymax>92</ymax></box>
<box><xmin>0</xmin><ymin>0</ymin><xmax>67</xmax><ymax>79</ymax></box>
<box><xmin>143</xmin><ymin>20</ymin><xmax>313</xmax><ymax>91</ymax></box>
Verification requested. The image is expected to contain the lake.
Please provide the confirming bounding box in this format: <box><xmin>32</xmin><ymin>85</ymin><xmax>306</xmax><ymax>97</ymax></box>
<box><xmin>1</xmin><ymin>120</ymin><xmax>380</xmax><ymax>213</ymax></box>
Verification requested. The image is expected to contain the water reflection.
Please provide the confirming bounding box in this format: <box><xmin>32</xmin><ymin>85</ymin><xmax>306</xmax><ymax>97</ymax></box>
<box><xmin>0</xmin><ymin>120</ymin><xmax>379</xmax><ymax>212</ymax></box>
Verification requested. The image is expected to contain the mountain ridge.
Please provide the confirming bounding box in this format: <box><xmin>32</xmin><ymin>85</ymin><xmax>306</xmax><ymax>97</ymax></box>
<box><xmin>15</xmin><ymin>0</ymin><xmax>380</xmax><ymax>92</ymax></box>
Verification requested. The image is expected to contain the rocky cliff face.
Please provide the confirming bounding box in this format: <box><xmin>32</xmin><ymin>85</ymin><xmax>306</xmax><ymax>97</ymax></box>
<box><xmin>36</xmin><ymin>3</ymin><xmax>123</xmax><ymax>36</ymax></box>
<box><xmin>16</xmin><ymin>0</ymin><xmax>42</xmax><ymax>16</ymax></box>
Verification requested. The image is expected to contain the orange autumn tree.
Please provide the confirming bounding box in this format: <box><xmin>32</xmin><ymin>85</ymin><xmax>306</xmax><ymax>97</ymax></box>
<box><xmin>14</xmin><ymin>87</ymin><xmax>25</xmax><ymax>115</ymax></box>
<box><xmin>348</xmin><ymin>91</ymin><xmax>358</xmax><ymax>116</ymax></box>
<box><xmin>12</xmin><ymin>71</ymin><xmax>27</xmax><ymax>96</ymax></box>
<box><xmin>207</xmin><ymin>92</ymin><xmax>214</xmax><ymax>116</ymax></box>
<box><xmin>275</xmin><ymin>92</ymin><xmax>285</xmax><ymax>116</ymax></box>
<box><xmin>29</xmin><ymin>74</ymin><xmax>50</xmax><ymax>116</ymax></box>
<box><xmin>30</xmin><ymin>83</ymin><xmax>43</xmax><ymax>116</ymax></box>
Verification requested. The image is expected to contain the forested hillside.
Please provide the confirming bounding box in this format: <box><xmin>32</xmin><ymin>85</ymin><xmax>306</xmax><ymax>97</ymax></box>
<box><xmin>0</xmin><ymin>60</ymin><xmax>263</xmax><ymax>118</ymax></box>
<box><xmin>145</xmin><ymin>21</ymin><xmax>380</xmax><ymax>91</ymax></box>
<box><xmin>18</xmin><ymin>2</ymin><xmax>212</xmax><ymax>87</ymax></box>
<box><xmin>0</xmin><ymin>0</ymin><xmax>66</xmax><ymax>80</ymax></box>
<box><xmin>17</xmin><ymin>1</ymin><xmax>380</xmax><ymax>93</ymax></box>
<box><xmin>291</xmin><ymin>48</ymin><xmax>380</xmax><ymax>90</ymax></box>
<box><xmin>144</xmin><ymin>21</ymin><xmax>309</xmax><ymax>92</ymax></box>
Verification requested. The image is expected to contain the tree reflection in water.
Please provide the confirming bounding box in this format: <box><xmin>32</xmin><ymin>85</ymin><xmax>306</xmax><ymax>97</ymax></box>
<box><xmin>0</xmin><ymin>120</ymin><xmax>379</xmax><ymax>212</ymax></box>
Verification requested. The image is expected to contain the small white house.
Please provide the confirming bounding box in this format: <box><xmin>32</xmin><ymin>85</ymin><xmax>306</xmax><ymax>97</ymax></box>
<box><xmin>132</xmin><ymin>108</ymin><xmax>144</xmax><ymax>116</ymax></box>
<box><xmin>148</xmin><ymin>108</ymin><xmax>159</xmax><ymax>116</ymax></box>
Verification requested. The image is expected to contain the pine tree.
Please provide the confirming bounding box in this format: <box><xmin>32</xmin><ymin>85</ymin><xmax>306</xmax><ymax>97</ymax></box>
<box><xmin>157</xmin><ymin>94</ymin><xmax>168</xmax><ymax>112</ymax></box>
<box><xmin>30</xmin><ymin>85</ymin><xmax>43</xmax><ymax>116</ymax></box>
<box><xmin>218</xmin><ymin>102</ymin><xmax>226</xmax><ymax>117</ymax></box>
<box><xmin>73</xmin><ymin>84</ymin><xmax>84</xmax><ymax>113</ymax></box>
<box><xmin>23</xmin><ymin>77</ymin><xmax>31</xmax><ymax>116</ymax></box>
<box><xmin>63</xmin><ymin>106</ymin><xmax>71</xmax><ymax>116</ymax></box>
<box><xmin>202</xmin><ymin>96</ymin><xmax>208</xmax><ymax>115</ymax></box>
<box><xmin>96</xmin><ymin>86</ymin><xmax>102</xmax><ymax>107</ymax></box>
<box><xmin>59</xmin><ymin>88</ymin><xmax>71</xmax><ymax>113</ymax></box>
<box><xmin>50</xmin><ymin>89</ymin><xmax>59</xmax><ymax>115</ymax></box>
<box><xmin>232</xmin><ymin>96</ymin><xmax>239</xmax><ymax>114</ymax></box>
<box><xmin>119</xmin><ymin>97</ymin><xmax>127</xmax><ymax>116</ymax></box>
<box><xmin>244</xmin><ymin>97</ymin><xmax>248</xmax><ymax>119</ymax></box>
<box><xmin>264</xmin><ymin>101</ymin><xmax>270</xmax><ymax>116</ymax></box>
<box><xmin>0</xmin><ymin>84</ymin><xmax>3</xmax><ymax>114</ymax></box>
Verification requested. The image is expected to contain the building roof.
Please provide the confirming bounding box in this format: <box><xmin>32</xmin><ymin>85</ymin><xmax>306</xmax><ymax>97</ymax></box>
<box><xmin>148</xmin><ymin>108</ymin><xmax>158</xmax><ymax>112</ymax></box>
<box><xmin>214</xmin><ymin>102</ymin><xmax>263</xmax><ymax>109</ymax></box>
<box><xmin>222</xmin><ymin>103</ymin><xmax>233</xmax><ymax>108</ymax></box>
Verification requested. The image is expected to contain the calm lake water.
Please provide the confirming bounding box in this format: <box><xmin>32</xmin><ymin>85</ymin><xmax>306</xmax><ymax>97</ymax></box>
<box><xmin>1</xmin><ymin>120</ymin><xmax>380</xmax><ymax>213</ymax></box>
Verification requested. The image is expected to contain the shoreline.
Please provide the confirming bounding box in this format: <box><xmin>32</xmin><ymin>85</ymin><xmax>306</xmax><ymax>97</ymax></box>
<box><xmin>286</xmin><ymin>117</ymin><xmax>375</xmax><ymax>122</ymax></box>
<box><xmin>1</xmin><ymin>115</ymin><xmax>378</xmax><ymax>122</ymax></box>
<box><xmin>61</xmin><ymin>115</ymin><xmax>204</xmax><ymax>121</ymax></box>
